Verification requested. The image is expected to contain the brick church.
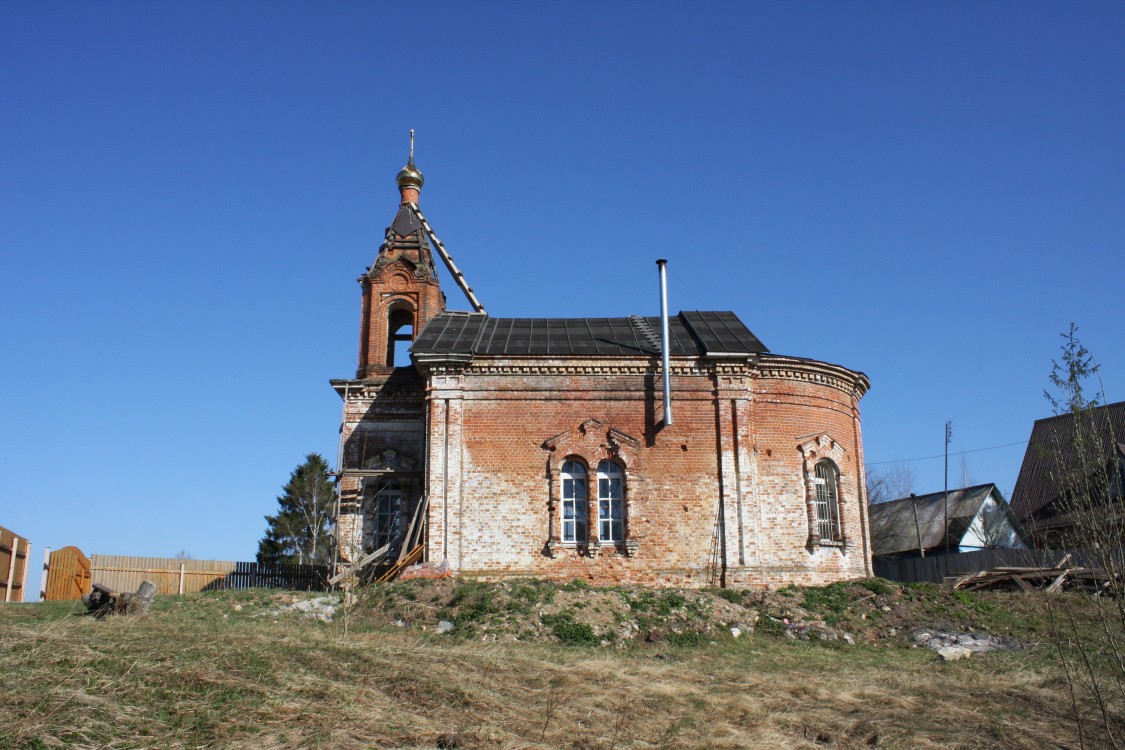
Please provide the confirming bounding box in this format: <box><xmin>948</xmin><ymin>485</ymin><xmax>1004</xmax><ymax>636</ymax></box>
<box><xmin>331</xmin><ymin>152</ymin><xmax>873</xmax><ymax>588</ymax></box>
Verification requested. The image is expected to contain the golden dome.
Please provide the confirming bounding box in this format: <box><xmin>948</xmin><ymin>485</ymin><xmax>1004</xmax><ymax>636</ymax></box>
<box><xmin>397</xmin><ymin>160</ymin><xmax>424</xmax><ymax>191</ymax></box>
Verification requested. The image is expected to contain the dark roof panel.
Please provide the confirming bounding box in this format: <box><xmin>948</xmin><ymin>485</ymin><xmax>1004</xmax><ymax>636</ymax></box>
<box><xmin>1009</xmin><ymin>401</ymin><xmax>1125</xmax><ymax>522</ymax></box>
<box><xmin>412</xmin><ymin>311</ymin><xmax>768</xmax><ymax>359</ymax></box>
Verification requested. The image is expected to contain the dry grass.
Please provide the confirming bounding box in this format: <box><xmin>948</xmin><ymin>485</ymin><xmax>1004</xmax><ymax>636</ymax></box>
<box><xmin>0</xmin><ymin>584</ymin><xmax>1104</xmax><ymax>749</ymax></box>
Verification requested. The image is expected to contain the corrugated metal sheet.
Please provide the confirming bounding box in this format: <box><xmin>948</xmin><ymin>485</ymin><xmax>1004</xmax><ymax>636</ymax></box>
<box><xmin>412</xmin><ymin>310</ymin><xmax>767</xmax><ymax>359</ymax></box>
<box><xmin>1010</xmin><ymin>401</ymin><xmax>1125</xmax><ymax>522</ymax></box>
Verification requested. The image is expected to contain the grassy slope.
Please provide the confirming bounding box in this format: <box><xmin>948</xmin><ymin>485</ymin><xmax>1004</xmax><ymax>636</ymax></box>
<box><xmin>0</xmin><ymin>580</ymin><xmax>1103</xmax><ymax>750</ymax></box>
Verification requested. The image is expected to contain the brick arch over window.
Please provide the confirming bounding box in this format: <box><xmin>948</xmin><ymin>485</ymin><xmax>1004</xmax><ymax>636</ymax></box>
<box><xmin>797</xmin><ymin>434</ymin><xmax>849</xmax><ymax>551</ymax></box>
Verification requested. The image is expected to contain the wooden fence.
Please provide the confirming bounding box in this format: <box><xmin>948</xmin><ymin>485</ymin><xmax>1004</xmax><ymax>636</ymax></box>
<box><xmin>44</xmin><ymin>546</ymin><xmax>91</xmax><ymax>601</ymax></box>
<box><xmin>89</xmin><ymin>555</ymin><xmax>330</xmax><ymax>595</ymax></box>
<box><xmin>1</xmin><ymin>525</ymin><xmax>32</xmax><ymax>603</ymax></box>
<box><xmin>873</xmin><ymin>548</ymin><xmax>1117</xmax><ymax>584</ymax></box>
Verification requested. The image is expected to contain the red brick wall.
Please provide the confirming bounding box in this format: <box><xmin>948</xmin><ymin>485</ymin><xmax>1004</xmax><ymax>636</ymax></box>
<box><xmin>356</xmin><ymin>226</ymin><xmax>445</xmax><ymax>379</ymax></box>
<box><xmin>421</xmin><ymin>354</ymin><xmax>870</xmax><ymax>588</ymax></box>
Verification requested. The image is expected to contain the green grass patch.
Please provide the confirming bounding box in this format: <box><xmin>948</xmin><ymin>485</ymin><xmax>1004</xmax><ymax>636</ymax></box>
<box><xmin>542</xmin><ymin>612</ymin><xmax>600</xmax><ymax>645</ymax></box>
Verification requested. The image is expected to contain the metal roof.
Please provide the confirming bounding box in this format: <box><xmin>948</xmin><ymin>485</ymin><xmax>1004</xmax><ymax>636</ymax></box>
<box><xmin>867</xmin><ymin>484</ymin><xmax>1006</xmax><ymax>556</ymax></box>
<box><xmin>1009</xmin><ymin>400</ymin><xmax>1125</xmax><ymax>523</ymax></box>
<box><xmin>411</xmin><ymin>311</ymin><xmax>767</xmax><ymax>359</ymax></box>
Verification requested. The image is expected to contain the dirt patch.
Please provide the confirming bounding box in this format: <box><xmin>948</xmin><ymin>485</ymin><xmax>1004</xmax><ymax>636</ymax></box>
<box><xmin>346</xmin><ymin>577</ymin><xmax>1042</xmax><ymax>650</ymax></box>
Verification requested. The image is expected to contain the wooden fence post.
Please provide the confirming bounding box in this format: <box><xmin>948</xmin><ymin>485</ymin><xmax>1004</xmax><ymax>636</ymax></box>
<box><xmin>20</xmin><ymin>541</ymin><xmax>31</xmax><ymax>603</ymax></box>
<box><xmin>40</xmin><ymin>547</ymin><xmax>51</xmax><ymax>602</ymax></box>
<box><xmin>178</xmin><ymin>562</ymin><xmax>185</xmax><ymax>595</ymax></box>
<box><xmin>4</xmin><ymin>536</ymin><xmax>18</xmax><ymax>602</ymax></box>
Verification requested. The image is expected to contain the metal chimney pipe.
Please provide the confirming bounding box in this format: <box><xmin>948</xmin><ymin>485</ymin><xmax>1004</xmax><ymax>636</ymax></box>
<box><xmin>657</xmin><ymin>259</ymin><xmax>673</xmax><ymax>426</ymax></box>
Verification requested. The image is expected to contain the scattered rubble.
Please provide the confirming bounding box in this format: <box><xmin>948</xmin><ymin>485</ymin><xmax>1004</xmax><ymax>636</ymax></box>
<box><xmin>399</xmin><ymin>560</ymin><xmax>452</xmax><ymax>581</ymax></box>
<box><xmin>257</xmin><ymin>594</ymin><xmax>340</xmax><ymax>622</ymax></box>
<box><xmin>913</xmin><ymin>629</ymin><xmax>1023</xmax><ymax>654</ymax></box>
<box><xmin>938</xmin><ymin>646</ymin><xmax>972</xmax><ymax>662</ymax></box>
<box><xmin>233</xmin><ymin>577</ymin><xmax>1042</xmax><ymax>653</ymax></box>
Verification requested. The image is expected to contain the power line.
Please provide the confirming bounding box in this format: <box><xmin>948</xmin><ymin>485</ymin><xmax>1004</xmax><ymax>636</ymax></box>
<box><xmin>869</xmin><ymin>440</ymin><xmax>1027</xmax><ymax>466</ymax></box>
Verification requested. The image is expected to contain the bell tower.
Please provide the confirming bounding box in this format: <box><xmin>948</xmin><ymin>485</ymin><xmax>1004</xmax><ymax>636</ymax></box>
<box><xmin>356</xmin><ymin>142</ymin><xmax>446</xmax><ymax>378</ymax></box>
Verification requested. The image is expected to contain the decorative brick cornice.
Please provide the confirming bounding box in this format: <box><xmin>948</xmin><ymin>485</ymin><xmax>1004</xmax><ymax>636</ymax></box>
<box><xmin>330</xmin><ymin>378</ymin><xmax>425</xmax><ymax>399</ymax></box>
<box><xmin>412</xmin><ymin>354</ymin><xmax>472</xmax><ymax>377</ymax></box>
<box><xmin>464</xmin><ymin>362</ymin><xmax>712</xmax><ymax>376</ymax></box>
<box><xmin>413</xmin><ymin>355</ymin><xmax>861</xmax><ymax>393</ymax></box>
<box><xmin>713</xmin><ymin>362</ymin><xmax>755</xmax><ymax>377</ymax></box>
<box><xmin>757</xmin><ymin>354</ymin><xmax>870</xmax><ymax>398</ymax></box>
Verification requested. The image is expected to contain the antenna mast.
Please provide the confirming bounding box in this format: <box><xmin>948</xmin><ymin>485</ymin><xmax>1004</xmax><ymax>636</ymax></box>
<box><xmin>657</xmin><ymin>259</ymin><xmax>672</xmax><ymax>426</ymax></box>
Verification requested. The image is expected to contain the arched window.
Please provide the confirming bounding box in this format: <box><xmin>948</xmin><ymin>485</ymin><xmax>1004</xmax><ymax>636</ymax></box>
<box><xmin>561</xmin><ymin>460</ymin><xmax>588</xmax><ymax>544</ymax></box>
<box><xmin>813</xmin><ymin>460</ymin><xmax>841</xmax><ymax>542</ymax></box>
<box><xmin>597</xmin><ymin>460</ymin><xmax>624</xmax><ymax>543</ymax></box>
<box><xmin>372</xmin><ymin>480</ymin><xmax>403</xmax><ymax>550</ymax></box>
<box><xmin>386</xmin><ymin>306</ymin><xmax>414</xmax><ymax>367</ymax></box>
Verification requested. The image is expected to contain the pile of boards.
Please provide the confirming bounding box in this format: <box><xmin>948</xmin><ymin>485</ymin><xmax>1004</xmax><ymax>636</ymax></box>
<box><xmin>948</xmin><ymin>557</ymin><xmax>1119</xmax><ymax>595</ymax></box>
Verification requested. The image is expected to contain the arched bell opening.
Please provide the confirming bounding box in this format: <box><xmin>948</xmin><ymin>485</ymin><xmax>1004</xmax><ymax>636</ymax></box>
<box><xmin>386</xmin><ymin>304</ymin><xmax>415</xmax><ymax>367</ymax></box>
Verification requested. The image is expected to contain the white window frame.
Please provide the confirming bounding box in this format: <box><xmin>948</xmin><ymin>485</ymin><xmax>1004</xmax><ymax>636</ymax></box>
<box><xmin>561</xmin><ymin>460</ymin><xmax>588</xmax><ymax>544</ymax></box>
<box><xmin>597</xmin><ymin>460</ymin><xmax>624</xmax><ymax>543</ymax></box>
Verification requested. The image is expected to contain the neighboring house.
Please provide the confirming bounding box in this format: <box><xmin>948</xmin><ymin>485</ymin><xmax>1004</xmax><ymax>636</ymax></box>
<box><xmin>330</xmin><ymin>154</ymin><xmax>873</xmax><ymax>588</ymax></box>
<box><xmin>867</xmin><ymin>484</ymin><xmax>1027</xmax><ymax>560</ymax></box>
<box><xmin>1010</xmin><ymin>401</ymin><xmax>1125</xmax><ymax>547</ymax></box>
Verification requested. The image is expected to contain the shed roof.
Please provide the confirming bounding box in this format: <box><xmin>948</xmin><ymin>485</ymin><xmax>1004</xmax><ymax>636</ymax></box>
<box><xmin>867</xmin><ymin>484</ymin><xmax>1004</xmax><ymax>557</ymax></box>
<box><xmin>1009</xmin><ymin>401</ymin><xmax>1125</xmax><ymax>523</ymax></box>
<box><xmin>411</xmin><ymin>310</ymin><xmax>767</xmax><ymax>359</ymax></box>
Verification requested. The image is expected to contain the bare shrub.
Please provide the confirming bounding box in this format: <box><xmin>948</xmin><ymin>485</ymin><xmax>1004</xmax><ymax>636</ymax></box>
<box><xmin>1039</xmin><ymin>323</ymin><xmax>1125</xmax><ymax>748</ymax></box>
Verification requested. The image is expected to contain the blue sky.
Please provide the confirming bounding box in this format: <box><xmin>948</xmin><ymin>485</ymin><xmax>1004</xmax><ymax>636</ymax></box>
<box><xmin>2</xmin><ymin>3</ymin><xmax>1122</xmax><ymax>596</ymax></box>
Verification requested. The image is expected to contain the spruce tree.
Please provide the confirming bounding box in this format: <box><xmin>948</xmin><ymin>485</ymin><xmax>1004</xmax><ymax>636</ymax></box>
<box><xmin>257</xmin><ymin>453</ymin><xmax>335</xmax><ymax>565</ymax></box>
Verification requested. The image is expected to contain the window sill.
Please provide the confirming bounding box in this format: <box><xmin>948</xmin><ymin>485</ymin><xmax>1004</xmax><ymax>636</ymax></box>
<box><xmin>546</xmin><ymin>540</ymin><xmax>633</xmax><ymax>558</ymax></box>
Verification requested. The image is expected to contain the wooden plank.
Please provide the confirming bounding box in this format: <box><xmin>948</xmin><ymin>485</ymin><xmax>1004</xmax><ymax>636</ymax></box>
<box><xmin>397</xmin><ymin>495</ymin><xmax>427</xmax><ymax>564</ymax></box>
<box><xmin>377</xmin><ymin>545</ymin><xmax>424</xmax><ymax>583</ymax></box>
<box><xmin>3</xmin><ymin>534</ymin><xmax>17</xmax><ymax>602</ymax></box>
<box><xmin>328</xmin><ymin>543</ymin><xmax>391</xmax><ymax>586</ymax></box>
<box><xmin>952</xmin><ymin>570</ymin><xmax>987</xmax><ymax>590</ymax></box>
<box><xmin>1045</xmin><ymin>569</ymin><xmax>1072</xmax><ymax>593</ymax></box>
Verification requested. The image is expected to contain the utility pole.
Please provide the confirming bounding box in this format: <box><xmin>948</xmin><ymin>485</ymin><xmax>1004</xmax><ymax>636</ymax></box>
<box><xmin>944</xmin><ymin>420</ymin><xmax>952</xmax><ymax>556</ymax></box>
